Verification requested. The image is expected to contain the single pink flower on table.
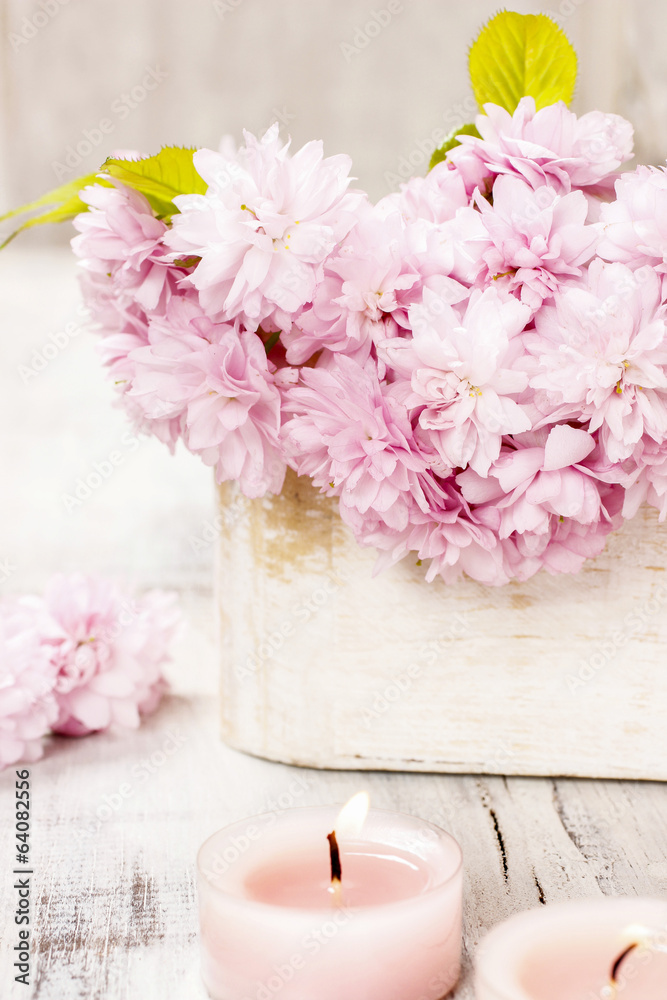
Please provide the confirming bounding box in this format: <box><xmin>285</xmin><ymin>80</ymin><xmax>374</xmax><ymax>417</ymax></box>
<box><xmin>129</xmin><ymin>296</ymin><xmax>286</xmax><ymax>497</ymax></box>
<box><xmin>0</xmin><ymin>604</ymin><xmax>58</xmax><ymax>769</ymax></box>
<box><xmin>282</xmin><ymin>356</ymin><xmax>429</xmax><ymax>532</ymax></box>
<box><xmin>39</xmin><ymin>575</ymin><xmax>179</xmax><ymax>737</ymax></box>
<box><xmin>382</xmin><ymin>286</ymin><xmax>532</xmax><ymax>476</ymax></box>
<box><xmin>165</xmin><ymin>125</ymin><xmax>363</xmax><ymax>331</ymax></box>
<box><xmin>529</xmin><ymin>260</ymin><xmax>667</xmax><ymax>462</ymax></box>
<box><xmin>476</xmin><ymin>176</ymin><xmax>599</xmax><ymax>310</ymax></box>
<box><xmin>448</xmin><ymin>97</ymin><xmax>634</xmax><ymax>196</ymax></box>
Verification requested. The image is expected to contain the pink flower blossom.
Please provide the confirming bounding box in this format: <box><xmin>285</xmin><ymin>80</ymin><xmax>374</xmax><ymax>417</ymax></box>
<box><xmin>476</xmin><ymin>176</ymin><xmax>598</xmax><ymax>309</ymax></box>
<box><xmin>39</xmin><ymin>575</ymin><xmax>179</xmax><ymax>737</ymax></box>
<box><xmin>165</xmin><ymin>126</ymin><xmax>363</xmax><ymax>331</ymax></box>
<box><xmin>130</xmin><ymin>296</ymin><xmax>286</xmax><ymax>497</ymax></box>
<box><xmin>449</xmin><ymin>97</ymin><xmax>634</xmax><ymax>195</ymax></box>
<box><xmin>73</xmin><ymin>181</ymin><xmax>177</xmax><ymax>313</ymax></box>
<box><xmin>599</xmin><ymin>165</ymin><xmax>667</xmax><ymax>282</ymax></box>
<box><xmin>357</xmin><ymin>475</ymin><xmax>509</xmax><ymax>586</ymax></box>
<box><xmin>0</xmin><ymin>605</ymin><xmax>58</xmax><ymax>769</ymax></box>
<box><xmin>67</xmin><ymin>114</ymin><xmax>667</xmax><ymax>586</ymax></box>
<box><xmin>458</xmin><ymin>426</ymin><xmax>620</xmax><ymax>536</ymax></box>
<box><xmin>529</xmin><ymin>260</ymin><xmax>667</xmax><ymax>461</ymax></box>
<box><xmin>392</xmin><ymin>163</ymin><xmax>471</xmax><ymax>225</ymax></box>
<box><xmin>623</xmin><ymin>438</ymin><xmax>667</xmax><ymax>522</ymax></box>
<box><xmin>283</xmin><ymin>207</ymin><xmax>422</xmax><ymax>365</ymax></box>
<box><xmin>283</xmin><ymin>356</ymin><xmax>429</xmax><ymax>531</ymax></box>
<box><xmin>383</xmin><ymin>287</ymin><xmax>532</xmax><ymax>476</ymax></box>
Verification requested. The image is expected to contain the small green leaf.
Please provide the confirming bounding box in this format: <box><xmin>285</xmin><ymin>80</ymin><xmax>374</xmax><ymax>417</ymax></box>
<box><xmin>429</xmin><ymin>123</ymin><xmax>481</xmax><ymax>170</ymax></box>
<box><xmin>468</xmin><ymin>11</ymin><xmax>577</xmax><ymax>114</ymax></box>
<box><xmin>262</xmin><ymin>330</ymin><xmax>281</xmax><ymax>354</ymax></box>
<box><xmin>172</xmin><ymin>255</ymin><xmax>202</xmax><ymax>270</ymax></box>
<box><xmin>0</xmin><ymin>173</ymin><xmax>111</xmax><ymax>248</ymax></box>
<box><xmin>101</xmin><ymin>146</ymin><xmax>207</xmax><ymax>221</ymax></box>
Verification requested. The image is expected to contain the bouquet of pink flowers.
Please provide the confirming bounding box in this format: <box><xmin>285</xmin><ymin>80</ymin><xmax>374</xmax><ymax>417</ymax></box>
<box><xmin>5</xmin><ymin>12</ymin><xmax>667</xmax><ymax>586</ymax></box>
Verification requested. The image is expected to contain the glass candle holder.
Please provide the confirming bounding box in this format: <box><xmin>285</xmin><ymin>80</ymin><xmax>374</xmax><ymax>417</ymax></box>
<box><xmin>197</xmin><ymin>805</ymin><xmax>463</xmax><ymax>1000</ymax></box>
<box><xmin>475</xmin><ymin>896</ymin><xmax>667</xmax><ymax>1000</ymax></box>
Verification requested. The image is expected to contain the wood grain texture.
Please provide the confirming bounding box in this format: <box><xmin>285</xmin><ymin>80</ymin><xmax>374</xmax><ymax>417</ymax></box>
<box><xmin>2</xmin><ymin>692</ymin><xmax>667</xmax><ymax>999</ymax></box>
<box><xmin>1</xmin><ymin>247</ymin><xmax>667</xmax><ymax>999</ymax></box>
<box><xmin>218</xmin><ymin>471</ymin><xmax>667</xmax><ymax>780</ymax></box>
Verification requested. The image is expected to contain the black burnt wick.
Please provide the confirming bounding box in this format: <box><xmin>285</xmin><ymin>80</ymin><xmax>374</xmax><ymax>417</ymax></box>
<box><xmin>611</xmin><ymin>942</ymin><xmax>639</xmax><ymax>984</ymax></box>
<box><xmin>327</xmin><ymin>831</ymin><xmax>342</xmax><ymax>884</ymax></box>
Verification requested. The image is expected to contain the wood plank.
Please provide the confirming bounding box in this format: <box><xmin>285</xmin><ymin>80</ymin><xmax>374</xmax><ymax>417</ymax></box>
<box><xmin>3</xmin><ymin>689</ymin><xmax>667</xmax><ymax>998</ymax></box>
<box><xmin>218</xmin><ymin>471</ymin><xmax>667</xmax><ymax>780</ymax></box>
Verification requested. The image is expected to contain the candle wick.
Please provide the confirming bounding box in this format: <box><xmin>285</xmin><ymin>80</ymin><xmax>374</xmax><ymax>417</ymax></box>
<box><xmin>327</xmin><ymin>830</ymin><xmax>342</xmax><ymax>885</ymax></box>
<box><xmin>610</xmin><ymin>942</ymin><xmax>639</xmax><ymax>988</ymax></box>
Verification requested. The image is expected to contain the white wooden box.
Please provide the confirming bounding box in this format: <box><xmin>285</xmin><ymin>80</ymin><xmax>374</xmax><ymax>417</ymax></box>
<box><xmin>217</xmin><ymin>470</ymin><xmax>667</xmax><ymax>780</ymax></box>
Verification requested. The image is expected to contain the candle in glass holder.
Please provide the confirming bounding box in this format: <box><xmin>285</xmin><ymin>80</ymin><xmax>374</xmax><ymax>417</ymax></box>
<box><xmin>197</xmin><ymin>795</ymin><xmax>463</xmax><ymax>1000</ymax></box>
<box><xmin>475</xmin><ymin>897</ymin><xmax>667</xmax><ymax>1000</ymax></box>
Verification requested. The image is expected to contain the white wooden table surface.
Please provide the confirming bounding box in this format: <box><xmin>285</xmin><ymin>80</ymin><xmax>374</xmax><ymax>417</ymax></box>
<box><xmin>1</xmin><ymin>248</ymin><xmax>667</xmax><ymax>1000</ymax></box>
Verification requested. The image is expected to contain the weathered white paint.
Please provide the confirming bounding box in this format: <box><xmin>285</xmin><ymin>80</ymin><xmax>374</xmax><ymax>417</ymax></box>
<box><xmin>3</xmin><ymin>691</ymin><xmax>667</xmax><ymax>1000</ymax></box>
<box><xmin>1</xmin><ymin>251</ymin><xmax>667</xmax><ymax>1000</ymax></box>
<box><xmin>218</xmin><ymin>471</ymin><xmax>667</xmax><ymax>779</ymax></box>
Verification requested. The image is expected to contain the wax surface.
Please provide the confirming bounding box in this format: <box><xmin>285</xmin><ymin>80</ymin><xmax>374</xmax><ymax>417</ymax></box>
<box><xmin>475</xmin><ymin>898</ymin><xmax>667</xmax><ymax>1000</ymax></box>
<box><xmin>198</xmin><ymin>807</ymin><xmax>463</xmax><ymax>1000</ymax></box>
<box><xmin>244</xmin><ymin>842</ymin><xmax>433</xmax><ymax>907</ymax></box>
<box><xmin>520</xmin><ymin>939</ymin><xmax>667</xmax><ymax>999</ymax></box>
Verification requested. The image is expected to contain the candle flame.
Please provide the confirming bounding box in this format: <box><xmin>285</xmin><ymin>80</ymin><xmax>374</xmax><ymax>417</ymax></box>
<box><xmin>334</xmin><ymin>792</ymin><xmax>370</xmax><ymax>840</ymax></box>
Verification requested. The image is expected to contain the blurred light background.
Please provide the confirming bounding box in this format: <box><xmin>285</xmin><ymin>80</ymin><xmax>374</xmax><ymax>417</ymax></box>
<box><xmin>0</xmin><ymin>0</ymin><xmax>665</xmax><ymax>219</ymax></box>
<box><xmin>0</xmin><ymin>0</ymin><xmax>665</xmax><ymax>643</ymax></box>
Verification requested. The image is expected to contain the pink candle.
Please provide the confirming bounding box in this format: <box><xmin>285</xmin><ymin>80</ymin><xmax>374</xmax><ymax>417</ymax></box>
<box><xmin>475</xmin><ymin>897</ymin><xmax>667</xmax><ymax>1000</ymax></box>
<box><xmin>197</xmin><ymin>800</ymin><xmax>463</xmax><ymax>1000</ymax></box>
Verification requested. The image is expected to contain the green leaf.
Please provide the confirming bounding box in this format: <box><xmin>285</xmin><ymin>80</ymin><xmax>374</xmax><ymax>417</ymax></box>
<box><xmin>0</xmin><ymin>146</ymin><xmax>208</xmax><ymax>249</ymax></box>
<box><xmin>262</xmin><ymin>330</ymin><xmax>281</xmax><ymax>354</ymax></box>
<box><xmin>429</xmin><ymin>122</ymin><xmax>481</xmax><ymax>170</ymax></box>
<box><xmin>0</xmin><ymin>173</ymin><xmax>111</xmax><ymax>248</ymax></box>
<box><xmin>468</xmin><ymin>11</ymin><xmax>577</xmax><ymax>114</ymax></box>
<box><xmin>101</xmin><ymin>146</ymin><xmax>207</xmax><ymax>221</ymax></box>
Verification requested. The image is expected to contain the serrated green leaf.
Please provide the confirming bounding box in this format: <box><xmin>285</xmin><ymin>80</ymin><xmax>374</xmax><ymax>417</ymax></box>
<box><xmin>469</xmin><ymin>11</ymin><xmax>577</xmax><ymax>114</ymax></box>
<box><xmin>0</xmin><ymin>173</ymin><xmax>111</xmax><ymax>248</ymax></box>
<box><xmin>429</xmin><ymin>123</ymin><xmax>481</xmax><ymax>170</ymax></box>
<box><xmin>101</xmin><ymin>147</ymin><xmax>207</xmax><ymax>221</ymax></box>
